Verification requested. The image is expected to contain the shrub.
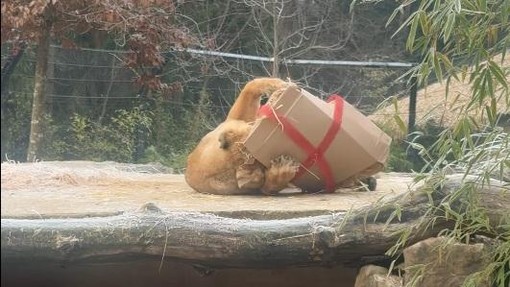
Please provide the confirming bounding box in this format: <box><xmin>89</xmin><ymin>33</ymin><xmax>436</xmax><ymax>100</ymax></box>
<box><xmin>40</xmin><ymin>107</ymin><xmax>153</xmax><ymax>163</ymax></box>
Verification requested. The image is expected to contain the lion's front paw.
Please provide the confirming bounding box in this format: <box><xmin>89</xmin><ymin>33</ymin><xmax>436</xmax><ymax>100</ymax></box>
<box><xmin>262</xmin><ymin>155</ymin><xmax>300</xmax><ymax>195</ymax></box>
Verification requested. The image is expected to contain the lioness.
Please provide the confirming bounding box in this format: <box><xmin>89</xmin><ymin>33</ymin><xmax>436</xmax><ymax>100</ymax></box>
<box><xmin>185</xmin><ymin>78</ymin><xmax>299</xmax><ymax>195</ymax></box>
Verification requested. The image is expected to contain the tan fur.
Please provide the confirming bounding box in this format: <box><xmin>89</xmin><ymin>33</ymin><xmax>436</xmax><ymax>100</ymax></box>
<box><xmin>185</xmin><ymin>120</ymin><xmax>263</xmax><ymax>194</ymax></box>
<box><xmin>185</xmin><ymin>78</ymin><xmax>300</xmax><ymax>195</ymax></box>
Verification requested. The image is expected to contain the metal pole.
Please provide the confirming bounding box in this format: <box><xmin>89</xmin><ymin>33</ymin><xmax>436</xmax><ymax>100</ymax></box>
<box><xmin>408</xmin><ymin>76</ymin><xmax>418</xmax><ymax>134</ymax></box>
<box><xmin>407</xmin><ymin>76</ymin><xmax>418</xmax><ymax>163</ymax></box>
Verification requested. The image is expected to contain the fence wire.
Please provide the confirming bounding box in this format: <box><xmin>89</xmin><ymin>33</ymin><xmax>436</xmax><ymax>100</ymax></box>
<box><xmin>1</xmin><ymin>44</ymin><xmax>414</xmax><ymax>162</ymax></box>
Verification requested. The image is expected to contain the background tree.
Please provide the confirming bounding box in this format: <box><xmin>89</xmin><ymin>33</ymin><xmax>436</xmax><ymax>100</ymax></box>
<box><xmin>1</xmin><ymin>0</ymin><xmax>412</xmax><ymax>165</ymax></box>
<box><xmin>173</xmin><ymin>0</ymin><xmax>410</xmax><ymax>111</ymax></box>
<box><xmin>1</xmin><ymin>0</ymin><xmax>193</xmax><ymax>161</ymax></box>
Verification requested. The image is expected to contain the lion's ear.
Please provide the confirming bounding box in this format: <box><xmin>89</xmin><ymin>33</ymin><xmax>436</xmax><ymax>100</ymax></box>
<box><xmin>218</xmin><ymin>130</ymin><xmax>233</xmax><ymax>149</ymax></box>
<box><xmin>218</xmin><ymin>121</ymin><xmax>252</xmax><ymax>149</ymax></box>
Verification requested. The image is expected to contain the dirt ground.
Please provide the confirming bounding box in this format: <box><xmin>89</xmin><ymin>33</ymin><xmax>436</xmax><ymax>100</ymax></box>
<box><xmin>1</xmin><ymin>161</ymin><xmax>418</xmax><ymax>219</ymax></box>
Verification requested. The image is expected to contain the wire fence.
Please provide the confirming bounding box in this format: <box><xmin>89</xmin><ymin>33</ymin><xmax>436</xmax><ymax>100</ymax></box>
<box><xmin>9</xmin><ymin>46</ymin><xmax>415</xmax><ymax>107</ymax></box>
<box><xmin>1</xmin><ymin>44</ymin><xmax>416</xmax><ymax>162</ymax></box>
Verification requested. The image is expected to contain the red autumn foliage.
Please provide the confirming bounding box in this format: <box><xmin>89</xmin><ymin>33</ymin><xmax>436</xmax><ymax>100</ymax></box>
<box><xmin>1</xmin><ymin>0</ymin><xmax>194</xmax><ymax>91</ymax></box>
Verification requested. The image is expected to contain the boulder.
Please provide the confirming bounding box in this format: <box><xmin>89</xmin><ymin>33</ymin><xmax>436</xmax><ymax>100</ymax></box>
<box><xmin>403</xmin><ymin>237</ymin><xmax>490</xmax><ymax>287</ymax></box>
<box><xmin>354</xmin><ymin>265</ymin><xmax>402</xmax><ymax>287</ymax></box>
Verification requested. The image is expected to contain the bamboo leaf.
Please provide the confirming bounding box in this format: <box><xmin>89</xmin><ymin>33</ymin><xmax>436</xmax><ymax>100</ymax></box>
<box><xmin>419</xmin><ymin>11</ymin><xmax>429</xmax><ymax>34</ymax></box>
<box><xmin>488</xmin><ymin>60</ymin><xmax>508</xmax><ymax>90</ymax></box>
<box><xmin>443</xmin><ymin>13</ymin><xmax>456</xmax><ymax>41</ymax></box>
<box><xmin>432</xmin><ymin>49</ymin><xmax>443</xmax><ymax>83</ymax></box>
<box><xmin>394</xmin><ymin>114</ymin><xmax>408</xmax><ymax>133</ymax></box>
<box><xmin>454</xmin><ymin>0</ymin><xmax>462</xmax><ymax>13</ymax></box>
<box><xmin>478</xmin><ymin>0</ymin><xmax>487</xmax><ymax>10</ymax></box>
<box><xmin>386</xmin><ymin>4</ymin><xmax>404</xmax><ymax>27</ymax></box>
<box><xmin>349</xmin><ymin>0</ymin><xmax>359</xmax><ymax>12</ymax></box>
<box><xmin>485</xmin><ymin>68</ymin><xmax>494</xmax><ymax>98</ymax></box>
<box><xmin>406</xmin><ymin>15</ymin><xmax>420</xmax><ymax>51</ymax></box>
<box><xmin>485</xmin><ymin>105</ymin><xmax>495</xmax><ymax>126</ymax></box>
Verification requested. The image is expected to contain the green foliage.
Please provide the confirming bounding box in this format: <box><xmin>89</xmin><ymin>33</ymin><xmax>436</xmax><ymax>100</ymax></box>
<box><xmin>39</xmin><ymin>107</ymin><xmax>153</xmax><ymax>163</ymax></box>
<box><xmin>142</xmin><ymin>89</ymin><xmax>217</xmax><ymax>171</ymax></box>
<box><xmin>138</xmin><ymin>145</ymin><xmax>190</xmax><ymax>173</ymax></box>
<box><xmin>387</xmin><ymin>142</ymin><xmax>415</xmax><ymax>172</ymax></box>
<box><xmin>1</xmin><ymin>48</ymin><xmax>36</xmax><ymax>162</ymax></box>
<box><xmin>385</xmin><ymin>121</ymin><xmax>448</xmax><ymax>172</ymax></box>
<box><xmin>382</xmin><ymin>0</ymin><xmax>510</xmax><ymax>285</ymax></box>
<box><xmin>2</xmin><ymin>0</ymin><xmax>415</xmax><ymax>166</ymax></box>
<box><xmin>1</xmin><ymin>91</ymin><xmax>32</xmax><ymax>162</ymax></box>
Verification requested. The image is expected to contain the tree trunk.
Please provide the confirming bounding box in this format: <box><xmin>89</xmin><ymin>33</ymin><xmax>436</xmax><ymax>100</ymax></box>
<box><xmin>45</xmin><ymin>44</ymin><xmax>55</xmax><ymax>115</ymax></box>
<box><xmin>26</xmin><ymin>27</ymin><xmax>51</xmax><ymax>162</ymax></box>
<box><xmin>1</xmin><ymin>175</ymin><xmax>508</xmax><ymax>268</ymax></box>
<box><xmin>1</xmin><ymin>41</ymin><xmax>27</xmax><ymax>95</ymax></box>
<box><xmin>1</xmin><ymin>41</ymin><xmax>27</xmax><ymax>148</ymax></box>
<box><xmin>271</xmin><ymin>2</ymin><xmax>280</xmax><ymax>77</ymax></box>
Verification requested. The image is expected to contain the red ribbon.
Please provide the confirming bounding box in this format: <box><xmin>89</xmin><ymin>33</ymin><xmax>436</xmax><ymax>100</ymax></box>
<box><xmin>258</xmin><ymin>94</ymin><xmax>344</xmax><ymax>192</ymax></box>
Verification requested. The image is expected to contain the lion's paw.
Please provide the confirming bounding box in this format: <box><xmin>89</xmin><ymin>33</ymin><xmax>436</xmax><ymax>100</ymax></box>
<box><xmin>262</xmin><ymin>155</ymin><xmax>300</xmax><ymax>195</ymax></box>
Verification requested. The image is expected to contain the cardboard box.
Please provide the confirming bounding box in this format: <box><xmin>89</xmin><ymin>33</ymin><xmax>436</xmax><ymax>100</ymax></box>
<box><xmin>243</xmin><ymin>85</ymin><xmax>392</xmax><ymax>193</ymax></box>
